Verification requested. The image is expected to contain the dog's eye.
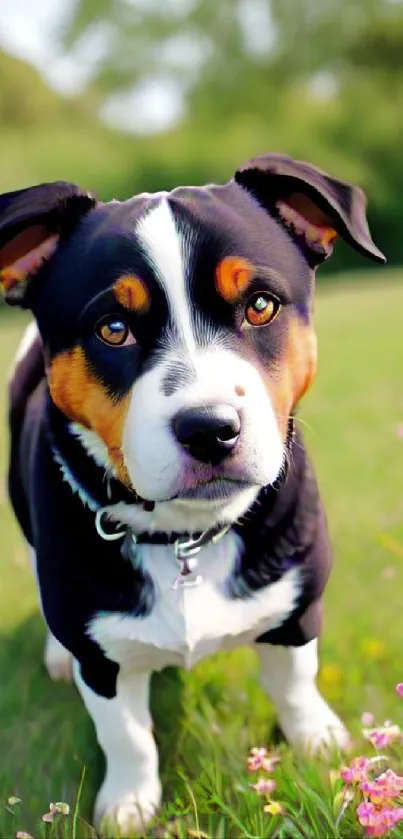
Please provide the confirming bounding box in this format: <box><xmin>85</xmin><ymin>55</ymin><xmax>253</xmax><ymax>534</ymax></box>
<box><xmin>244</xmin><ymin>293</ymin><xmax>280</xmax><ymax>327</ymax></box>
<box><xmin>95</xmin><ymin>317</ymin><xmax>136</xmax><ymax>347</ymax></box>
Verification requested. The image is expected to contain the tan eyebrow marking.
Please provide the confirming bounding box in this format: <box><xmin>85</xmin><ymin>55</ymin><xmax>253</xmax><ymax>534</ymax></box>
<box><xmin>113</xmin><ymin>274</ymin><xmax>150</xmax><ymax>313</ymax></box>
<box><xmin>215</xmin><ymin>256</ymin><xmax>254</xmax><ymax>304</ymax></box>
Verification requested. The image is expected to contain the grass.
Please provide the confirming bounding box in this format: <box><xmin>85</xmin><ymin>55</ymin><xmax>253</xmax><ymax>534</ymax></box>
<box><xmin>0</xmin><ymin>269</ymin><xmax>403</xmax><ymax>837</ymax></box>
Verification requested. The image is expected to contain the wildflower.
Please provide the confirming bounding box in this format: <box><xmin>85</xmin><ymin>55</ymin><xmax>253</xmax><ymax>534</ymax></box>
<box><xmin>16</xmin><ymin>833</ymin><xmax>34</xmax><ymax>839</ymax></box>
<box><xmin>361</xmin><ymin>768</ymin><xmax>403</xmax><ymax>806</ymax></box>
<box><xmin>250</xmin><ymin>777</ymin><xmax>276</xmax><ymax>795</ymax></box>
<box><xmin>362</xmin><ymin>712</ymin><xmax>375</xmax><ymax>726</ymax></box>
<box><xmin>396</xmin><ymin>683</ymin><xmax>403</xmax><ymax>698</ymax></box>
<box><xmin>246</xmin><ymin>747</ymin><xmax>280</xmax><ymax>773</ymax></box>
<box><xmin>340</xmin><ymin>756</ymin><xmax>370</xmax><ymax>784</ymax></box>
<box><xmin>357</xmin><ymin>800</ymin><xmax>403</xmax><ymax>836</ymax></box>
<box><xmin>247</xmin><ymin>747</ymin><xmax>268</xmax><ymax>772</ymax></box>
<box><xmin>51</xmin><ymin>802</ymin><xmax>70</xmax><ymax>815</ymax></box>
<box><xmin>42</xmin><ymin>801</ymin><xmax>70</xmax><ymax>823</ymax></box>
<box><xmin>8</xmin><ymin>797</ymin><xmax>21</xmax><ymax>806</ymax></box>
<box><xmin>395</xmin><ymin>424</ymin><xmax>403</xmax><ymax>439</ymax></box>
<box><xmin>356</xmin><ymin>801</ymin><xmax>378</xmax><ymax>828</ymax></box>
<box><xmin>362</xmin><ymin>640</ymin><xmax>385</xmax><ymax>661</ymax></box>
<box><xmin>262</xmin><ymin>754</ymin><xmax>281</xmax><ymax>773</ymax></box>
<box><xmin>263</xmin><ymin>800</ymin><xmax>284</xmax><ymax>816</ymax></box>
<box><xmin>363</xmin><ymin>722</ymin><xmax>401</xmax><ymax>750</ymax></box>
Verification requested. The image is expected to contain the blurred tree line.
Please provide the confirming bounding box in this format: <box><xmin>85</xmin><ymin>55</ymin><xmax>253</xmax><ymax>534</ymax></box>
<box><xmin>1</xmin><ymin>0</ymin><xmax>403</xmax><ymax>274</ymax></box>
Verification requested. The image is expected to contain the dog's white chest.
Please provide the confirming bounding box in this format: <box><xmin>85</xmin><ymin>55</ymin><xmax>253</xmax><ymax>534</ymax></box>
<box><xmin>88</xmin><ymin>532</ymin><xmax>300</xmax><ymax>672</ymax></box>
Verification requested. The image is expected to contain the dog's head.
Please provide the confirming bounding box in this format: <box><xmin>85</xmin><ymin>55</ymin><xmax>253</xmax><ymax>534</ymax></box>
<box><xmin>0</xmin><ymin>154</ymin><xmax>385</xmax><ymax>528</ymax></box>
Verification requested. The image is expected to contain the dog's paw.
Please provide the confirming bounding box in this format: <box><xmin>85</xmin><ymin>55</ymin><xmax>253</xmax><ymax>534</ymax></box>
<box><xmin>279</xmin><ymin>694</ymin><xmax>351</xmax><ymax>755</ymax></box>
<box><xmin>95</xmin><ymin>781</ymin><xmax>162</xmax><ymax>838</ymax></box>
<box><xmin>44</xmin><ymin>632</ymin><xmax>73</xmax><ymax>683</ymax></box>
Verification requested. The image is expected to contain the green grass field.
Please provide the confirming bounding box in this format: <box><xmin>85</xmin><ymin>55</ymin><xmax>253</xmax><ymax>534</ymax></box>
<box><xmin>1</xmin><ymin>270</ymin><xmax>403</xmax><ymax>838</ymax></box>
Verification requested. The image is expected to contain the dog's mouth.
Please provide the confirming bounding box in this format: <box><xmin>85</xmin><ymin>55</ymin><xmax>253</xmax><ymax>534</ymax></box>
<box><xmin>173</xmin><ymin>477</ymin><xmax>252</xmax><ymax>502</ymax></box>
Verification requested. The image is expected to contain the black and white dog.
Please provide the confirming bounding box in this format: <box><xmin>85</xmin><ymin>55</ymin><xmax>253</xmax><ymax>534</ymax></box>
<box><xmin>1</xmin><ymin>154</ymin><xmax>384</xmax><ymax>834</ymax></box>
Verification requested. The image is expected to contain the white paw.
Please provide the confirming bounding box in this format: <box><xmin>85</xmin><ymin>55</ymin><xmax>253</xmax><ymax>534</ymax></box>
<box><xmin>279</xmin><ymin>695</ymin><xmax>351</xmax><ymax>754</ymax></box>
<box><xmin>95</xmin><ymin>780</ymin><xmax>162</xmax><ymax>837</ymax></box>
<box><xmin>44</xmin><ymin>632</ymin><xmax>73</xmax><ymax>683</ymax></box>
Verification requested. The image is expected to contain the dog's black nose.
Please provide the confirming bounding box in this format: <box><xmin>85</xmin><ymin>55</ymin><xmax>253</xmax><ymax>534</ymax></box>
<box><xmin>173</xmin><ymin>405</ymin><xmax>241</xmax><ymax>464</ymax></box>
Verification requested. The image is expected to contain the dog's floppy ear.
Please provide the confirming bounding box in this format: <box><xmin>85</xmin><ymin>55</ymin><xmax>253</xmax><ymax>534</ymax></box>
<box><xmin>234</xmin><ymin>153</ymin><xmax>385</xmax><ymax>266</ymax></box>
<box><xmin>0</xmin><ymin>181</ymin><xmax>97</xmax><ymax>305</ymax></box>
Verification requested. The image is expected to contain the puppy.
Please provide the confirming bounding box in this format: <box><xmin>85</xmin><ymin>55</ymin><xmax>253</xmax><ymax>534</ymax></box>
<box><xmin>1</xmin><ymin>154</ymin><xmax>384</xmax><ymax>834</ymax></box>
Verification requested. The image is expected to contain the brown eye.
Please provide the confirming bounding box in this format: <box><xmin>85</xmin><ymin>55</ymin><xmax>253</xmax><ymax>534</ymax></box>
<box><xmin>96</xmin><ymin>317</ymin><xmax>135</xmax><ymax>347</ymax></box>
<box><xmin>244</xmin><ymin>293</ymin><xmax>280</xmax><ymax>327</ymax></box>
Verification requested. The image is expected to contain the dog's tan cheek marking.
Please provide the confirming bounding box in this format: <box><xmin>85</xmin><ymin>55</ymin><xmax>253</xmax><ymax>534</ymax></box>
<box><xmin>113</xmin><ymin>275</ymin><xmax>150</xmax><ymax>313</ymax></box>
<box><xmin>265</xmin><ymin>318</ymin><xmax>317</xmax><ymax>438</ymax></box>
<box><xmin>215</xmin><ymin>256</ymin><xmax>254</xmax><ymax>304</ymax></box>
<box><xmin>48</xmin><ymin>346</ymin><xmax>131</xmax><ymax>486</ymax></box>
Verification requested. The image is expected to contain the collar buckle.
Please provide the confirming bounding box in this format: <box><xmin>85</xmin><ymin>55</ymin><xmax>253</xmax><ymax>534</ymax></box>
<box><xmin>174</xmin><ymin>524</ymin><xmax>230</xmax><ymax>561</ymax></box>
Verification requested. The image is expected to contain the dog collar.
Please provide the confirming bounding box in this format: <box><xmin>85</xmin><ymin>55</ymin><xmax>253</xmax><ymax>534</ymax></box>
<box><xmin>50</xmin><ymin>437</ymin><xmax>230</xmax><ymax>587</ymax></box>
<box><xmin>95</xmin><ymin>507</ymin><xmax>230</xmax><ymax>589</ymax></box>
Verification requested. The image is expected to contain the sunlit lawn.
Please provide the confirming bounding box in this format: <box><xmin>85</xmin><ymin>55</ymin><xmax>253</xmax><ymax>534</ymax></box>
<box><xmin>0</xmin><ymin>270</ymin><xmax>403</xmax><ymax>837</ymax></box>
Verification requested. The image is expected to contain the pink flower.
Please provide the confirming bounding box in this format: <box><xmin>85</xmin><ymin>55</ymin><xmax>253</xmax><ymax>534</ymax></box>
<box><xmin>41</xmin><ymin>801</ymin><xmax>70</xmax><ymax>823</ymax></box>
<box><xmin>361</xmin><ymin>769</ymin><xmax>403</xmax><ymax>803</ymax></box>
<box><xmin>262</xmin><ymin>754</ymin><xmax>281</xmax><ymax>773</ymax></box>
<box><xmin>340</xmin><ymin>756</ymin><xmax>370</xmax><ymax>784</ymax></box>
<box><xmin>42</xmin><ymin>812</ymin><xmax>54</xmax><ymax>823</ymax></box>
<box><xmin>396</xmin><ymin>683</ymin><xmax>403</xmax><ymax>698</ymax></box>
<box><xmin>357</xmin><ymin>800</ymin><xmax>377</xmax><ymax>827</ymax></box>
<box><xmin>362</xmin><ymin>712</ymin><xmax>375</xmax><ymax>726</ymax></box>
<box><xmin>250</xmin><ymin>777</ymin><xmax>277</xmax><ymax>795</ymax></box>
<box><xmin>363</xmin><ymin>723</ymin><xmax>401</xmax><ymax>749</ymax></box>
<box><xmin>247</xmin><ymin>747</ymin><xmax>269</xmax><ymax>772</ymax></box>
<box><xmin>363</xmin><ymin>804</ymin><xmax>403</xmax><ymax>836</ymax></box>
<box><xmin>396</xmin><ymin>424</ymin><xmax>403</xmax><ymax>439</ymax></box>
<box><xmin>246</xmin><ymin>747</ymin><xmax>280</xmax><ymax>773</ymax></box>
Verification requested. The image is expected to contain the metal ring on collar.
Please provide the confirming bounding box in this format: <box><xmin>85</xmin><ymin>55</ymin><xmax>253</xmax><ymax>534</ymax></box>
<box><xmin>95</xmin><ymin>508</ymin><xmax>127</xmax><ymax>541</ymax></box>
<box><xmin>174</xmin><ymin>523</ymin><xmax>230</xmax><ymax>560</ymax></box>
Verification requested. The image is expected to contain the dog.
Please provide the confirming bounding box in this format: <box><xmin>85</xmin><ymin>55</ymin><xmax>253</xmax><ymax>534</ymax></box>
<box><xmin>1</xmin><ymin>153</ymin><xmax>385</xmax><ymax>835</ymax></box>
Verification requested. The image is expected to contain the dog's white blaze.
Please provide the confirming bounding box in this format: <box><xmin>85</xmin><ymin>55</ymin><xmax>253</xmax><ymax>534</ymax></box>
<box><xmin>136</xmin><ymin>199</ymin><xmax>196</xmax><ymax>358</ymax></box>
<box><xmin>121</xmin><ymin>345</ymin><xmax>284</xmax><ymax>523</ymax></box>
<box><xmin>88</xmin><ymin>533</ymin><xmax>301</xmax><ymax>672</ymax></box>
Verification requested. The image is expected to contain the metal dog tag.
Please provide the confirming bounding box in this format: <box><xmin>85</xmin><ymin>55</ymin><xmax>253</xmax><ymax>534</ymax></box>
<box><xmin>172</xmin><ymin>555</ymin><xmax>203</xmax><ymax>589</ymax></box>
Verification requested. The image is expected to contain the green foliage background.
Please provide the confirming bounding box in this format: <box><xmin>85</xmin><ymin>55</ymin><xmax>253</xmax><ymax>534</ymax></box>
<box><xmin>1</xmin><ymin>0</ymin><xmax>403</xmax><ymax>276</ymax></box>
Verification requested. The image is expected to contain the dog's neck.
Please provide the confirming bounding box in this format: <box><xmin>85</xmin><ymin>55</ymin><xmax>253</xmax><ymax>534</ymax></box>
<box><xmin>45</xmin><ymin>397</ymin><xmax>305</xmax><ymax>572</ymax></box>
<box><xmin>45</xmin><ymin>399</ymin><xmax>319</xmax><ymax>593</ymax></box>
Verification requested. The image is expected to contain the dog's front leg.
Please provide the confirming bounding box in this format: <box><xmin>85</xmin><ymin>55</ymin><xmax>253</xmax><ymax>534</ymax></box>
<box><xmin>255</xmin><ymin>639</ymin><xmax>350</xmax><ymax>753</ymax></box>
<box><xmin>74</xmin><ymin>662</ymin><xmax>161</xmax><ymax>836</ymax></box>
